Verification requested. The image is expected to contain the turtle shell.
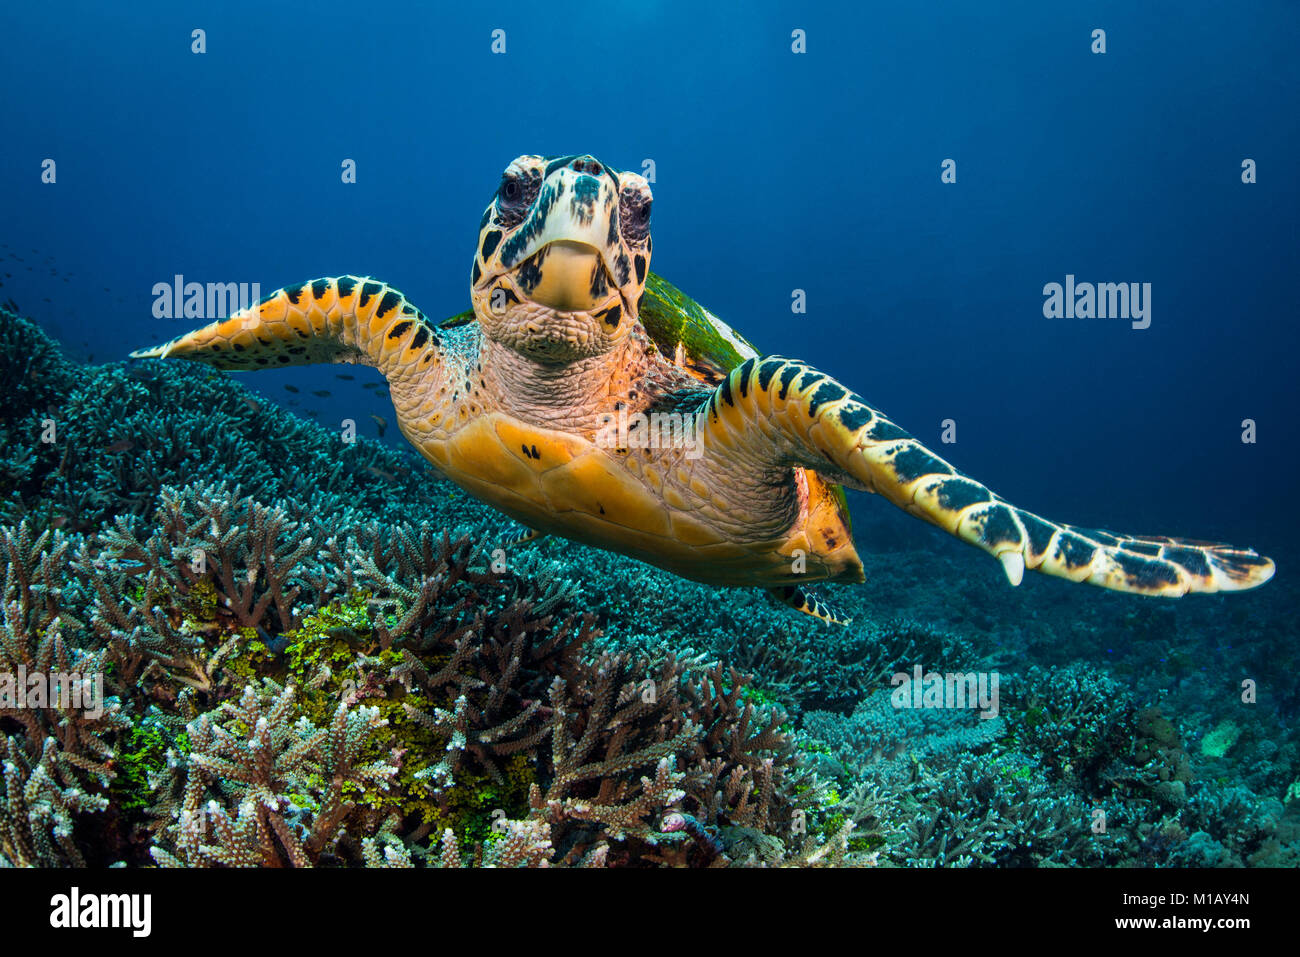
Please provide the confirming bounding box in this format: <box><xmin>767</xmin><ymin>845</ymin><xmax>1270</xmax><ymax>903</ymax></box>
<box><xmin>635</xmin><ymin>274</ymin><xmax>850</xmax><ymax>530</ymax></box>
<box><xmin>437</xmin><ymin>308</ymin><xmax>476</xmax><ymax>329</ymax></box>
<box><xmin>637</xmin><ymin>272</ymin><xmax>758</xmax><ymax>385</ymax></box>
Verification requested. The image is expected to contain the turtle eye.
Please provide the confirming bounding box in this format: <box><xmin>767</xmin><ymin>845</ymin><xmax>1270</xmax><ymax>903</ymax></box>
<box><xmin>496</xmin><ymin>170</ymin><xmax>538</xmax><ymax>227</ymax></box>
<box><xmin>620</xmin><ymin>192</ymin><xmax>652</xmax><ymax>244</ymax></box>
<box><xmin>498</xmin><ymin>173</ymin><xmax>526</xmax><ymax>207</ymax></box>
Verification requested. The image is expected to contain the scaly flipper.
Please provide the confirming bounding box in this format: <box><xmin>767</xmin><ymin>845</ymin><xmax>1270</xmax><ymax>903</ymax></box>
<box><xmin>767</xmin><ymin>585</ymin><xmax>852</xmax><ymax>626</ymax></box>
<box><xmin>491</xmin><ymin>520</ymin><xmax>548</xmax><ymax>547</ymax></box>
<box><xmin>130</xmin><ymin>276</ymin><xmax>443</xmax><ymax>380</ymax></box>
<box><xmin>701</xmin><ymin>357</ymin><xmax>1275</xmax><ymax>596</ymax></box>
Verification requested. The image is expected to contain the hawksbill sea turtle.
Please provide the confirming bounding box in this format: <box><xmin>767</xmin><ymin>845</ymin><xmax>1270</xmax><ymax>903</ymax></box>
<box><xmin>131</xmin><ymin>153</ymin><xmax>1274</xmax><ymax>625</ymax></box>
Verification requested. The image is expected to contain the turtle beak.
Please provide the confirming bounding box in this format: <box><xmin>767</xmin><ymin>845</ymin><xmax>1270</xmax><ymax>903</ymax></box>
<box><xmin>520</xmin><ymin>240</ymin><xmax>613</xmax><ymax>311</ymax></box>
<box><xmin>495</xmin><ymin>167</ymin><xmax>628</xmax><ymax>306</ymax></box>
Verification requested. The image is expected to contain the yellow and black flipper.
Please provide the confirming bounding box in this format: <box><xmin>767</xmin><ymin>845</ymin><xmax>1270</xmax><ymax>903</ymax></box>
<box><xmin>130</xmin><ymin>276</ymin><xmax>442</xmax><ymax>380</ymax></box>
<box><xmin>768</xmin><ymin>585</ymin><xmax>853</xmax><ymax>626</ymax></box>
<box><xmin>702</xmin><ymin>357</ymin><xmax>1275</xmax><ymax>597</ymax></box>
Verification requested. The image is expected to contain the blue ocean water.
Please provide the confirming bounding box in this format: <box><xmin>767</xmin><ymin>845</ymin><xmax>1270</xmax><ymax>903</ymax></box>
<box><xmin>2</xmin><ymin>1</ymin><xmax>1294</xmax><ymax>564</ymax></box>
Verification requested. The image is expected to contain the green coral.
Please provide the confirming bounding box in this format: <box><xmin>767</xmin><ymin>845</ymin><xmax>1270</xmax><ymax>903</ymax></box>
<box><xmin>223</xmin><ymin>628</ymin><xmax>275</xmax><ymax>683</ymax></box>
<box><xmin>181</xmin><ymin>576</ymin><xmax>218</xmax><ymax>623</ymax></box>
<box><xmin>280</xmin><ymin>593</ymin><xmax>415</xmax><ymax>811</ymax></box>
<box><xmin>1022</xmin><ymin>703</ymin><xmax>1049</xmax><ymax>729</ymax></box>
<box><xmin>1201</xmin><ymin>719</ymin><xmax>1241</xmax><ymax>759</ymax></box>
<box><xmin>109</xmin><ymin>712</ymin><xmax>185</xmax><ymax>811</ymax></box>
<box><xmin>274</xmin><ymin>591</ymin><xmax>531</xmax><ymax>833</ymax></box>
<box><xmin>424</xmin><ymin>754</ymin><xmax>536</xmax><ymax>852</ymax></box>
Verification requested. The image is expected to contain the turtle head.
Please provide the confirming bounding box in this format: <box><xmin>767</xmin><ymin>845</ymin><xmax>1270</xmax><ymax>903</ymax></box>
<box><xmin>471</xmin><ymin>154</ymin><xmax>652</xmax><ymax>363</ymax></box>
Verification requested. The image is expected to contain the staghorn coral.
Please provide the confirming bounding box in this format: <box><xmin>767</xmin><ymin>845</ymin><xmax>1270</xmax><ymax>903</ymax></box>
<box><xmin>892</xmin><ymin>751</ymin><xmax>1093</xmax><ymax>866</ymax></box>
<box><xmin>522</xmin><ymin>654</ymin><xmax>829</xmax><ymax>866</ymax></box>
<box><xmin>149</xmin><ymin>680</ymin><xmax>397</xmax><ymax>867</ymax></box>
<box><xmin>0</xmin><ymin>311</ymin><xmax>77</xmax><ymax>528</ymax></box>
<box><xmin>532</xmin><ymin>654</ymin><xmax>698</xmax><ymax>860</ymax></box>
<box><xmin>1</xmin><ymin>482</ymin><xmax>1278</xmax><ymax>868</ymax></box>
<box><xmin>0</xmin><ymin>615</ymin><xmax>124</xmax><ymax>787</ymax></box>
<box><xmin>0</xmin><ymin>735</ymin><xmax>109</xmax><ymax>867</ymax></box>
<box><xmin>0</xmin><ymin>522</ymin><xmax>129</xmax><ymax>820</ymax></box>
<box><xmin>63</xmin><ymin>479</ymin><xmax>816</xmax><ymax>867</ymax></box>
<box><xmin>801</xmin><ymin>688</ymin><xmax>1005</xmax><ymax>785</ymax></box>
<box><xmin>92</xmin><ymin>482</ymin><xmax>322</xmax><ymax>634</ymax></box>
<box><xmin>1002</xmin><ymin>662</ymin><xmax>1187</xmax><ymax>803</ymax></box>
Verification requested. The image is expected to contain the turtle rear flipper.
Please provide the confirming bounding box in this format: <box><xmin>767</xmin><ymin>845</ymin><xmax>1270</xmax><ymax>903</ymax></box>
<box><xmin>130</xmin><ymin>276</ymin><xmax>442</xmax><ymax>378</ymax></box>
<box><xmin>702</xmin><ymin>357</ymin><xmax>1275</xmax><ymax>597</ymax></box>
<box><xmin>768</xmin><ymin>585</ymin><xmax>852</xmax><ymax>626</ymax></box>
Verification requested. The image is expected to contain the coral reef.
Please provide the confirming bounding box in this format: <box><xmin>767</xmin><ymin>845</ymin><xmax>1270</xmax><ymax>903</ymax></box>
<box><xmin>0</xmin><ymin>437</ymin><xmax>837</xmax><ymax>865</ymax></box>
<box><xmin>0</xmin><ymin>305</ymin><xmax>1297</xmax><ymax>868</ymax></box>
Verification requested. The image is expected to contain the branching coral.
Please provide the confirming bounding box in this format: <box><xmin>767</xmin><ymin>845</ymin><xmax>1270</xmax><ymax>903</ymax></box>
<box><xmin>0</xmin><ymin>522</ymin><xmax>128</xmax><ymax>813</ymax></box>
<box><xmin>150</xmin><ymin>681</ymin><xmax>397</xmax><ymax>867</ymax></box>
<box><xmin>0</xmin><ymin>735</ymin><xmax>109</xmax><ymax>866</ymax></box>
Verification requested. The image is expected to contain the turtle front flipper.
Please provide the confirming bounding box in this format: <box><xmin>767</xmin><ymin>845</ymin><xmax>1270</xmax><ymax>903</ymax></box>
<box><xmin>700</xmin><ymin>357</ymin><xmax>1275</xmax><ymax>597</ymax></box>
<box><xmin>130</xmin><ymin>276</ymin><xmax>443</xmax><ymax>379</ymax></box>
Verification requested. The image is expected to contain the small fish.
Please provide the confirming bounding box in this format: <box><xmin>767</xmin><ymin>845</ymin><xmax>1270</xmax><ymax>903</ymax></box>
<box><xmin>335</xmin><ymin>373</ymin><xmax>355</xmax><ymax>380</ymax></box>
<box><xmin>307</xmin><ymin>410</ymin><xmax>320</xmax><ymax>418</ymax></box>
<box><xmin>288</xmin><ymin>399</ymin><xmax>300</xmax><ymax>406</ymax></box>
<box><xmin>311</xmin><ymin>389</ymin><xmax>331</xmax><ymax>397</ymax></box>
<box><xmin>369</xmin><ymin>413</ymin><xmax>388</xmax><ymax>437</ymax></box>
<box><xmin>42</xmin><ymin>297</ymin><xmax>51</xmax><ymax>302</ymax></box>
<box><xmin>283</xmin><ymin>384</ymin><xmax>300</xmax><ymax>393</ymax></box>
<box><xmin>364</xmin><ymin>465</ymin><xmax>397</xmax><ymax>482</ymax></box>
<box><xmin>50</xmin><ymin>515</ymin><xmax>70</xmax><ymax>529</ymax></box>
<box><xmin>242</xmin><ymin>398</ymin><xmax>260</xmax><ymax>412</ymax></box>
<box><xmin>103</xmin><ymin>439</ymin><xmax>134</xmax><ymax>453</ymax></box>
<box><xmin>362</xmin><ymin>381</ymin><xmax>380</xmax><ymax>390</ymax></box>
